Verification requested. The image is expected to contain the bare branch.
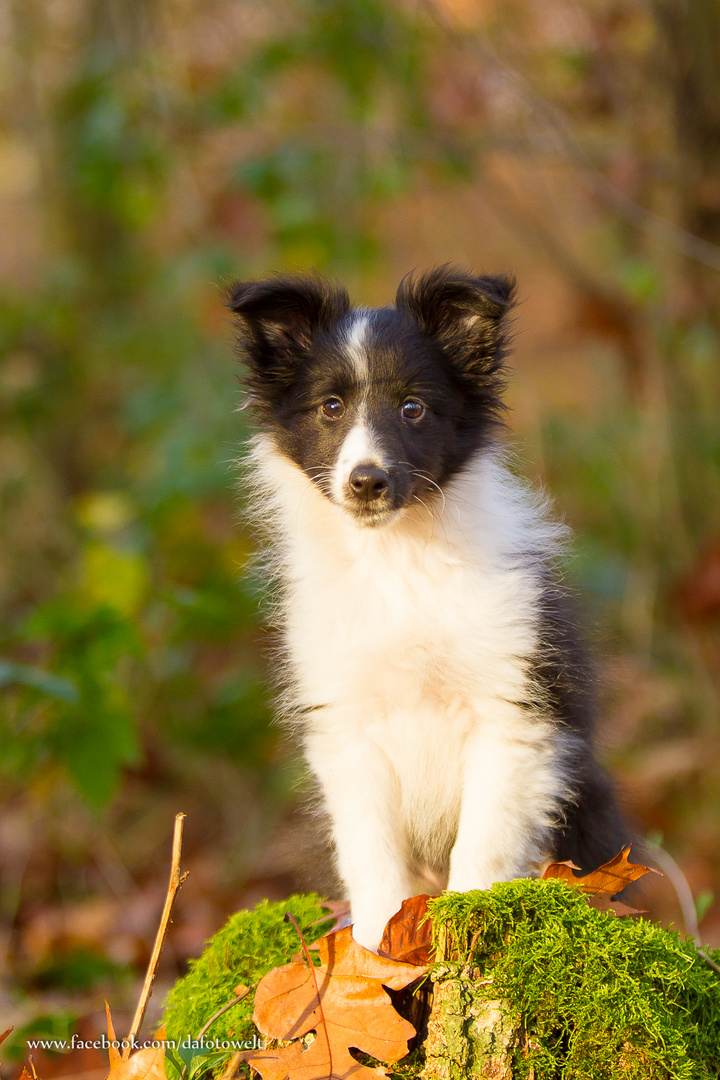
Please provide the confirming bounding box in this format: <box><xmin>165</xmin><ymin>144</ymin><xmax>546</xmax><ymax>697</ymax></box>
<box><xmin>195</xmin><ymin>986</ymin><xmax>253</xmax><ymax>1045</ymax></box>
<box><xmin>124</xmin><ymin>813</ymin><xmax>188</xmax><ymax>1059</ymax></box>
<box><xmin>646</xmin><ymin>842</ymin><xmax>700</xmax><ymax>941</ymax></box>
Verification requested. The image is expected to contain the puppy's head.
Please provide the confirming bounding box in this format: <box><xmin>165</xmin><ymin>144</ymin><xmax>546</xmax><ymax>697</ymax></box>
<box><xmin>229</xmin><ymin>266</ymin><xmax>515</xmax><ymax>526</ymax></box>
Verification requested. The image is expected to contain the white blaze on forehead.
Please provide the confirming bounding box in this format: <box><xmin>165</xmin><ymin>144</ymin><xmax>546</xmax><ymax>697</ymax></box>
<box><xmin>331</xmin><ymin>416</ymin><xmax>383</xmax><ymax>504</ymax></box>
<box><xmin>344</xmin><ymin>312</ymin><xmax>370</xmax><ymax>379</ymax></box>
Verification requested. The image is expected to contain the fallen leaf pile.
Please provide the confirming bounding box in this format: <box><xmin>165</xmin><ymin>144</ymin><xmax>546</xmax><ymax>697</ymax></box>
<box><xmin>542</xmin><ymin>845</ymin><xmax>660</xmax><ymax>916</ymax></box>
<box><xmin>241</xmin><ymin>925</ymin><xmax>427</xmax><ymax>1080</ymax></box>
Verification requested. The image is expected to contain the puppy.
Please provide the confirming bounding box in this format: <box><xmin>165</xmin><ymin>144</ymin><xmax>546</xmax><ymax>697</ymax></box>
<box><xmin>229</xmin><ymin>266</ymin><xmax>630</xmax><ymax>950</ymax></box>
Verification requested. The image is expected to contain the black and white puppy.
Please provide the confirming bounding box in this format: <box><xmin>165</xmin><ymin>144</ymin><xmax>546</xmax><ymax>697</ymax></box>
<box><xmin>229</xmin><ymin>266</ymin><xmax>630</xmax><ymax>950</ymax></box>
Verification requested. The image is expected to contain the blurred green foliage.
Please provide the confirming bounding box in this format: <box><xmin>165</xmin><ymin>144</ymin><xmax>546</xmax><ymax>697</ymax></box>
<box><xmin>3</xmin><ymin>1013</ymin><xmax>78</xmax><ymax>1064</ymax></box>
<box><xmin>0</xmin><ymin>0</ymin><xmax>447</xmax><ymax>816</ymax></box>
<box><xmin>31</xmin><ymin>945</ymin><xmax>133</xmax><ymax>992</ymax></box>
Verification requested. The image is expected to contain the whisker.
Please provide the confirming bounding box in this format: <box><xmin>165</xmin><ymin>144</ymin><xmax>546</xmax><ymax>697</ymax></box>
<box><xmin>395</xmin><ymin>461</ymin><xmax>444</xmax><ymax>505</ymax></box>
<box><xmin>307</xmin><ymin>461</ymin><xmax>338</xmax><ymax>498</ymax></box>
<box><xmin>411</xmin><ymin>493</ymin><xmax>437</xmax><ymax>540</ymax></box>
<box><xmin>412</xmin><ymin>471</ymin><xmax>447</xmax><ymax>515</ymax></box>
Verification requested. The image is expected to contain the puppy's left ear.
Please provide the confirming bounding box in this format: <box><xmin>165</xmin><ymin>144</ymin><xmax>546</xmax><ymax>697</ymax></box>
<box><xmin>228</xmin><ymin>274</ymin><xmax>350</xmax><ymax>397</ymax></box>
<box><xmin>396</xmin><ymin>265</ymin><xmax>516</xmax><ymax>382</ymax></box>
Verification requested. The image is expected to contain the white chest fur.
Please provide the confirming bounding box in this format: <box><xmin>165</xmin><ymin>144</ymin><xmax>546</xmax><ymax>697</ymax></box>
<box><xmin>248</xmin><ymin>435</ymin><xmax>574</xmax><ymax>949</ymax></box>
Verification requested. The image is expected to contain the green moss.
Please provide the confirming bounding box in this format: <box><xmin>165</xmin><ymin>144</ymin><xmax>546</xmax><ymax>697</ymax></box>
<box><xmin>428</xmin><ymin>880</ymin><xmax>720</xmax><ymax>1079</ymax></box>
<box><xmin>162</xmin><ymin>893</ymin><xmax>333</xmax><ymax>1049</ymax></box>
<box><xmin>161</xmin><ymin>883</ymin><xmax>720</xmax><ymax>1079</ymax></box>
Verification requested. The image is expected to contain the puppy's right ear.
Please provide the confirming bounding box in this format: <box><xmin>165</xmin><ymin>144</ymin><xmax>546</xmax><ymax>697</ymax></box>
<box><xmin>396</xmin><ymin>265</ymin><xmax>515</xmax><ymax>386</ymax></box>
<box><xmin>228</xmin><ymin>275</ymin><xmax>350</xmax><ymax>399</ymax></box>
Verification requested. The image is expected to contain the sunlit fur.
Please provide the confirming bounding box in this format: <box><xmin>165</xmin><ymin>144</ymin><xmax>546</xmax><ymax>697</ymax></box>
<box><xmin>230</xmin><ymin>266</ymin><xmax>630</xmax><ymax>951</ymax></box>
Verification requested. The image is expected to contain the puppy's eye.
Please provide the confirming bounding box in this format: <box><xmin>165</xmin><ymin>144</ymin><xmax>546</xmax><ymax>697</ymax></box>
<box><xmin>401</xmin><ymin>399</ymin><xmax>425</xmax><ymax>420</ymax></box>
<box><xmin>321</xmin><ymin>397</ymin><xmax>346</xmax><ymax>420</ymax></box>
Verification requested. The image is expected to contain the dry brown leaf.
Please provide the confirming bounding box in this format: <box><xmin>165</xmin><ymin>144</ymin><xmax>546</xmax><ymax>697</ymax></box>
<box><xmin>104</xmin><ymin>1006</ymin><xmax>166</xmax><ymax>1080</ymax></box>
<box><xmin>378</xmin><ymin>895</ymin><xmax>435</xmax><ymax>966</ymax></box>
<box><xmin>107</xmin><ymin>1043</ymin><xmax>167</xmax><ymax>1080</ymax></box>
<box><xmin>106</xmin><ymin>1002</ymin><xmax>123</xmax><ymax>1071</ymax></box>
<box><xmin>242</xmin><ymin>925</ymin><xmax>426</xmax><ymax>1080</ymax></box>
<box><xmin>2</xmin><ymin>1027</ymin><xmax>41</xmax><ymax>1080</ymax></box>
<box><xmin>543</xmin><ymin>846</ymin><xmax>659</xmax><ymax>916</ymax></box>
<box><xmin>319</xmin><ymin>900</ymin><xmax>352</xmax><ymax>932</ymax></box>
<box><xmin>542</xmin><ymin>845</ymin><xmax>658</xmax><ymax>894</ymax></box>
<box><xmin>291</xmin><ymin>902</ymin><xmax>352</xmax><ymax>963</ymax></box>
<box><xmin>0</xmin><ymin>1028</ymin><xmax>13</xmax><ymax>1071</ymax></box>
<box><xmin>586</xmin><ymin>894</ymin><xmax>647</xmax><ymax>918</ymax></box>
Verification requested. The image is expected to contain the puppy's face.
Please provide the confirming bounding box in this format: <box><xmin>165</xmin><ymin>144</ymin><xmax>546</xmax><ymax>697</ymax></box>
<box><xmin>261</xmin><ymin>310</ymin><xmax>488</xmax><ymax>527</ymax></box>
<box><xmin>230</xmin><ymin>268</ymin><xmax>515</xmax><ymax>526</ymax></box>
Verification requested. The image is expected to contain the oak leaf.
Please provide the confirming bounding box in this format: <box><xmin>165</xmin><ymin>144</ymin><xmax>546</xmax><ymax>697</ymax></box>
<box><xmin>242</xmin><ymin>925</ymin><xmax>426</xmax><ymax>1080</ymax></box>
<box><xmin>105</xmin><ymin>1005</ymin><xmax>167</xmax><ymax>1080</ymax></box>
<box><xmin>542</xmin><ymin>845</ymin><xmax>660</xmax><ymax>917</ymax></box>
<box><xmin>109</xmin><ymin>1045</ymin><xmax>167</xmax><ymax>1080</ymax></box>
<box><xmin>378</xmin><ymin>895</ymin><xmax>435</xmax><ymax>966</ymax></box>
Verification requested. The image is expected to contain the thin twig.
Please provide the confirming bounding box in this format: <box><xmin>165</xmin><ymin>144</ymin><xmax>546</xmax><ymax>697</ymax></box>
<box><xmin>284</xmin><ymin>912</ymin><xmax>332</xmax><ymax>1078</ymax></box>
<box><xmin>697</xmin><ymin>949</ymin><xmax>720</xmax><ymax>975</ymax></box>
<box><xmin>217</xmin><ymin>1052</ymin><xmax>243</xmax><ymax>1080</ymax></box>
<box><xmin>177</xmin><ymin>987</ymin><xmax>255</xmax><ymax>1080</ymax></box>
<box><xmin>645</xmin><ymin>843</ymin><xmax>720</xmax><ymax>974</ymax></box>
<box><xmin>124</xmin><ymin>813</ymin><xmax>188</xmax><ymax>1059</ymax></box>
<box><xmin>195</xmin><ymin>986</ymin><xmax>253</xmax><ymax>1044</ymax></box>
<box><xmin>646</xmin><ymin>843</ymin><xmax>700</xmax><ymax>941</ymax></box>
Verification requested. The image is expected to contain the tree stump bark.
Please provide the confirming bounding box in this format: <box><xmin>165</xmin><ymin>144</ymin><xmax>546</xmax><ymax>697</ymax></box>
<box><xmin>419</xmin><ymin>962</ymin><xmax>522</xmax><ymax>1080</ymax></box>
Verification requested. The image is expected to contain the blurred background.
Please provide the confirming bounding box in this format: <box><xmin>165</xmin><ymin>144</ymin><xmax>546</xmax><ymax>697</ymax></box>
<box><xmin>1</xmin><ymin>0</ymin><xmax>720</xmax><ymax>1072</ymax></box>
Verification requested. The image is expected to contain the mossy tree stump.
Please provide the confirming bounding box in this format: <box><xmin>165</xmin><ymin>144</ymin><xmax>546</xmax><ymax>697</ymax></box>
<box><xmin>418</xmin><ymin>885</ymin><xmax>720</xmax><ymax>1080</ymax></box>
<box><xmin>163</xmin><ymin>884</ymin><xmax>720</xmax><ymax>1080</ymax></box>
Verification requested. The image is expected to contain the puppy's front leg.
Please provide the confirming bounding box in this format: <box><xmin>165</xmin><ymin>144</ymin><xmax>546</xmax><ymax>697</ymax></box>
<box><xmin>447</xmin><ymin>713</ymin><xmax>561</xmax><ymax>892</ymax></box>
<box><xmin>305</xmin><ymin>727</ymin><xmax>413</xmax><ymax>951</ymax></box>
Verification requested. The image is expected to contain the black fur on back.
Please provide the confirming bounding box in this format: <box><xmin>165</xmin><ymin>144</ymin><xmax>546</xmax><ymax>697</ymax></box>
<box><xmin>532</xmin><ymin>580</ymin><xmax>633</xmax><ymax>871</ymax></box>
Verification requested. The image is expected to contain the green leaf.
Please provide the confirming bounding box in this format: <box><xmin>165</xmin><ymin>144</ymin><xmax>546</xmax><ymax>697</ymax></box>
<box><xmin>163</xmin><ymin>1047</ymin><xmax>185</xmax><ymax>1080</ymax></box>
<box><xmin>0</xmin><ymin>660</ymin><xmax>79</xmax><ymax>704</ymax></box>
<box><xmin>51</xmin><ymin>704</ymin><xmax>140</xmax><ymax>809</ymax></box>
<box><xmin>695</xmin><ymin>890</ymin><xmax>714</xmax><ymax>923</ymax></box>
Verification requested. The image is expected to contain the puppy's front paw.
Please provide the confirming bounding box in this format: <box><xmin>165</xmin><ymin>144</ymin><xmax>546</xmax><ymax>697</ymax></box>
<box><xmin>350</xmin><ymin>910</ymin><xmax>395</xmax><ymax>954</ymax></box>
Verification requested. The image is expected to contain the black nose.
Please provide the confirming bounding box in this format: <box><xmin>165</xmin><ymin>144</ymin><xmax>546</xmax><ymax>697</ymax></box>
<box><xmin>349</xmin><ymin>464</ymin><xmax>389</xmax><ymax>502</ymax></box>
